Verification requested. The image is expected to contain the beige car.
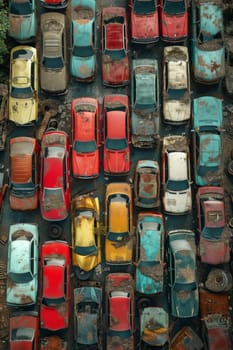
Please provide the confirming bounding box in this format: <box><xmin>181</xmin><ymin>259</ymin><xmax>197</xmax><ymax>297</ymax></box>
<box><xmin>40</xmin><ymin>12</ymin><xmax>68</xmax><ymax>94</ymax></box>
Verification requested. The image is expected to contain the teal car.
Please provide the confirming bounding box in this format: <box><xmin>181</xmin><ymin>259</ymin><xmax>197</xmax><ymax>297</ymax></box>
<box><xmin>9</xmin><ymin>0</ymin><xmax>36</xmax><ymax>42</ymax></box>
<box><xmin>192</xmin><ymin>96</ymin><xmax>223</xmax><ymax>186</ymax></box>
<box><xmin>70</xmin><ymin>0</ymin><xmax>96</xmax><ymax>82</ymax></box>
<box><xmin>135</xmin><ymin>212</ymin><xmax>164</xmax><ymax>295</ymax></box>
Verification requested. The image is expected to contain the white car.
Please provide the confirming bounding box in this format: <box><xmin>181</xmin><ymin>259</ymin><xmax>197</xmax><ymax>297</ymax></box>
<box><xmin>162</xmin><ymin>135</ymin><xmax>192</xmax><ymax>214</ymax></box>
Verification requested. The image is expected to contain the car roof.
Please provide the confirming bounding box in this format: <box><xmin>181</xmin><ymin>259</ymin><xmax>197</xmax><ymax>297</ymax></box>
<box><xmin>203</xmin><ymin>200</ymin><xmax>225</xmax><ymax>228</ymax></box>
<box><xmin>107</xmin><ymin>111</ymin><xmax>126</xmax><ymax>138</ymax></box>
<box><xmin>43</xmin><ymin>147</ymin><xmax>65</xmax><ymax>188</ymax></box>
<box><xmin>75</xmin><ymin>111</ymin><xmax>96</xmax><ymax>142</ymax></box>
<box><xmin>110</xmin><ymin>294</ymin><xmax>130</xmax><ymax>331</ymax></box>
<box><xmin>43</xmin><ymin>260</ymin><xmax>65</xmax><ymax>298</ymax></box>
<box><xmin>168</xmin><ymin>60</ymin><xmax>187</xmax><ymax>89</ymax></box>
<box><xmin>10</xmin><ymin>239</ymin><xmax>31</xmax><ymax>274</ymax></box>
<box><xmin>199</xmin><ymin>134</ymin><xmax>221</xmax><ymax>166</ymax></box>
<box><xmin>168</xmin><ymin>152</ymin><xmax>188</xmax><ymax>181</ymax></box>
<box><xmin>109</xmin><ymin>195</ymin><xmax>128</xmax><ymax>233</ymax></box>
<box><xmin>106</xmin><ymin>23</ymin><xmax>124</xmax><ymax>50</ymax></box>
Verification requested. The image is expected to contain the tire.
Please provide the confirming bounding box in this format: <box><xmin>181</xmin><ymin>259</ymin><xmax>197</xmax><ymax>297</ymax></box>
<box><xmin>75</xmin><ymin>267</ymin><xmax>93</xmax><ymax>281</ymax></box>
<box><xmin>49</xmin><ymin>224</ymin><xmax>63</xmax><ymax>239</ymax></box>
<box><xmin>137</xmin><ymin>297</ymin><xmax>152</xmax><ymax>311</ymax></box>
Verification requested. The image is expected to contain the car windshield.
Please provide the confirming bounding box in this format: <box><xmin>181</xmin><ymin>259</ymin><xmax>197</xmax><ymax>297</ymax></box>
<box><xmin>164</xmin><ymin>0</ymin><xmax>185</xmax><ymax>15</ymax></box>
<box><xmin>104</xmin><ymin>48</ymin><xmax>126</xmax><ymax>60</ymax></box>
<box><xmin>108</xmin><ymin>232</ymin><xmax>129</xmax><ymax>242</ymax></box>
<box><xmin>74</xmin><ymin>140</ymin><xmax>97</xmax><ymax>153</ymax></box>
<box><xmin>105</xmin><ymin>138</ymin><xmax>127</xmax><ymax>150</ymax></box>
<box><xmin>174</xmin><ymin>282</ymin><xmax>197</xmax><ymax>292</ymax></box>
<box><xmin>72</xmin><ymin>45</ymin><xmax>94</xmax><ymax>57</ymax></box>
<box><xmin>10</xmin><ymin>1</ymin><xmax>32</xmax><ymax>15</ymax></box>
<box><xmin>133</xmin><ymin>0</ymin><xmax>156</xmax><ymax>15</ymax></box>
<box><xmin>43</xmin><ymin>296</ymin><xmax>65</xmax><ymax>305</ymax></box>
<box><xmin>11</xmin><ymin>328</ymin><xmax>34</xmax><ymax>341</ymax></box>
<box><xmin>74</xmin><ymin>245</ymin><xmax>97</xmax><ymax>255</ymax></box>
<box><xmin>42</xmin><ymin>56</ymin><xmax>64</xmax><ymax>69</ymax></box>
<box><xmin>167</xmin><ymin>88</ymin><xmax>186</xmax><ymax>99</ymax></box>
<box><xmin>167</xmin><ymin>179</ymin><xmax>189</xmax><ymax>191</ymax></box>
<box><xmin>11</xmin><ymin>86</ymin><xmax>33</xmax><ymax>99</ymax></box>
<box><xmin>198</xmin><ymin>165</ymin><xmax>220</xmax><ymax>176</ymax></box>
<box><xmin>9</xmin><ymin>271</ymin><xmax>33</xmax><ymax>283</ymax></box>
<box><xmin>11</xmin><ymin>182</ymin><xmax>36</xmax><ymax>196</ymax></box>
<box><xmin>202</xmin><ymin>226</ymin><xmax>224</xmax><ymax>239</ymax></box>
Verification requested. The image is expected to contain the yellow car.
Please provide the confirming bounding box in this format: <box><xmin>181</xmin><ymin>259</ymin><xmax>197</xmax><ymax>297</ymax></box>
<box><xmin>72</xmin><ymin>193</ymin><xmax>101</xmax><ymax>280</ymax></box>
<box><xmin>105</xmin><ymin>182</ymin><xmax>133</xmax><ymax>266</ymax></box>
<box><xmin>9</xmin><ymin>46</ymin><xmax>38</xmax><ymax>125</ymax></box>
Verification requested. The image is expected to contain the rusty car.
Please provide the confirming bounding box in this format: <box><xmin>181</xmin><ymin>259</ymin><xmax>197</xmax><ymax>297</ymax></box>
<box><xmin>102</xmin><ymin>94</ymin><xmax>130</xmax><ymax>175</ymax></box>
<box><xmin>192</xmin><ymin>96</ymin><xmax>223</xmax><ymax>186</ymax></box>
<box><xmin>134</xmin><ymin>160</ymin><xmax>160</xmax><ymax>208</ymax></box>
<box><xmin>9</xmin><ymin>137</ymin><xmax>39</xmax><ymax>211</ymax></box>
<box><xmin>171</xmin><ymin>326</ymin><xmax>203</xmax><ymax>350</ymax></box>
<box><xmin>40</xmin><ymin>0</ymin><xmax>68</xmax><ymax>9</ymax></box>
<box><xmin>40</xmin><ymin>131</ymin><xmax>70</xmax><ymax>221</ymax></box>
<box><xmin>7</xmin><ymin>223</ymin><xmax>39</xmax><ymax>306</ymax></box>
<box><xmin>131</xmin><ymin>58</ymin><xmax>160</xmax><ymax>148</ymax></box>
<box><xmin>105</xmin><ymin>182</ymin><xmax>133</xmax><ymax>266</ymax></box>
<box><xmin>191</xmin><ymin>0</ymin><xmax>225</xmax><ymax>84</ymax></box>
<box><xmin>40</xmin><ymin>336</ymin><xmax>68</xmax><ymax>350</ymax></box>
<box><xmin>74</xmin><ymin>286</ymin><xmax>102</xmax><ymax>348</ymax></box>
<box><xmin>162</xmin><ymin>135</ymin><xmax>192</xmax><ymax>214</ymax></box>
<box><xmin>135</xmin><ymin>212</ymin><xmax>165</xmax><ymax>295</ymax></box>
<box><xmin>9</xmin><ymin>45</ymin><xmax>38</xmax><ymax>125</ymax></box>
<box><xmin>101</xmin><ymin>6</ymin><xmax>130</xmax><ymax>87</ymax></box>
<box><xmin>196</xmin><ymin>186</ymin><xmax>230</xmax><ymax>265</ymax></box>
<box><xmin>160</xmin><ymin>0</ymin><xmax>189</xmax><ymax>42</ymax></box>
<box><xmin>167</xmin><ymin>229</ymin><xmax>199</xmax><ymax>318</ymax></box>
<box><xmin>71</xmin><ymin>97</ymin><xmax>100</xmax><ymax>178</ymax></box>
<box><xmin>40</xmin><ymin>240</ymin><xmax>71</xmax><ymax>331</ymax></box>
<box><xmin>129</xmin><ymin>0</ymin><xmax>159</xmax><ymax>44</ymax></box>
<box><xmin>140</xmin><ymin>307</ymin><xmax>169</xmax><ymax>348</ymax></box>
<box><xmin>70</xmin><ymin>0</ymin><xmax>97</xmax><ymax>82</ymax></box>
<box><xmin>9</xmin><ymin>0</ymin><xmax>36</xmax><ymax>42</ymax></box>
<box><xmin>162</xmin><ymin>45</ymin><xmax>191</xmax><ymax>123</ymax></box>
<box><xmin>224</xmin><ymin>35</ymin><xmax>233</xmax><ymax>95</ymax></box>
<box><xmin>40</xmin><ymin>12</ymin><xmax>68</xmax><ymax>94</ymax></box>
<box><xmin>105</xmin><ymin>273</ymin><xmax>134</xmax><ymax>350</ymax></box>
<box><xmin>71</xmin><ymin>193</ymin><xmax>101</xmax><ymax>280</ymax></box>
<box><xmin>9</xmin><ymin>311</ymin><xmax>39</xmax><ymax>350</ymax></box>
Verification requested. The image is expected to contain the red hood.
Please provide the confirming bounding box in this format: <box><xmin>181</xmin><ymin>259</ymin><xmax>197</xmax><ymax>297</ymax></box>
<box><xmin>104</xmin><ymin>149</ymin><xmax>130</xmax><ymax>174</ymax></box>
<box><xmin>40</xmin><ymin>303</ymin><xmax>69</xmax><ymax>331</ymax></box>
<box><xmin>102</xmin><ymin>56</ymin><xmax>129</xmax><ymax>85</ymax></box>
<box><xmin>131</xmin><ymin>13</ymin><xmax>159</xmax><ymax>40</ymax></box>
<box><xmin>200</xmin><ymin>237</ymin><xmax>230</xmax><ymax>265</ymax></box>
<box><xmin>161</xmin><ymin>14</ymin><xmax>188</xmax><ymax>40</ymax></box>
<box><xmin>72</xmin><ymin>150</ymin><xmax>99</xmax><ymax>178</ymax></box>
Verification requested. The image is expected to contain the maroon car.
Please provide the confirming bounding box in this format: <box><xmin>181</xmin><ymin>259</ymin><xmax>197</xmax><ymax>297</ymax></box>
<box><xmin>101</xmin><ymin>7</ymin><xmax>129</xmax><ymax>87</ymax></box>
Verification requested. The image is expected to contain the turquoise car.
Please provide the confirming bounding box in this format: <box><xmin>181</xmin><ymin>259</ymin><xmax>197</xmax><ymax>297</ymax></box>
<box><xmin>70</xmin><ymin>0</ymin><xmax>96</xmax><ymax>82</ymax></box>
<box><xmin>193</xmin><ymin>96</ymin><xmax>223</xmax><ymax>186</ymax></box>
<box><xmin>9</xmin><ymin>0</ymin><xmax>36</xmax><ymax>42</ymax></box>
<box><xmin>135</xmin><ymin>212</ymin><xmax>164</xmax><ymax>295</ymax></box>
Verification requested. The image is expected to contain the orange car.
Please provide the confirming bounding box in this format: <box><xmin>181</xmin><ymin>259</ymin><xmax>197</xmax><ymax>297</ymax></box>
<box><xmin>105</xmin><ymin>182</ymin><xmax>133</xmax><ymax>266</ymax></box>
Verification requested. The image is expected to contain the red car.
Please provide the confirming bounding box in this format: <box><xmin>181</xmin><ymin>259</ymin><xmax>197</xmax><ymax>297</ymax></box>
<box><xmin>71</xmin><ymin>97</ymin><xmax>100</xmax><ymax>179</ymax></box>
<box><xmin>103</xmin><ymin>94</ymin><xmax>130</xmax><ymax>175</ymax></box>
<box><xmin>129</xmin><ymin>0</ymin><xmax>159</xmax><ymax>43</ymax></box>
<box><xmin>196</xmin><ymin>186</ymin><xmax>230</xmax><ymax>265</ymax></box>
<box><xmin>101</xmin><ymin>7</ymin><xmax>130</xmax><ymax>87</ymax></box>
<box><xmin>40</xmin><ymin>0</ymin><xmax>68</xmax><ymax>9</ymax></box>
<box><xmin>105</xmin><ymin>273</ymin><xmax>134</xmax><ymax>350</ymax></box>
<box><xmin>160</xmin><ymin>0</ymin><xmax>188</xmax><ymax>42</ymax></box>
<box><xmin>10</xmin><ymin>311</ymin><xmax>39</xmax><ymax>350</ymax></box>
<box><xmin>40</xmin><ymin>241</ymin><xmax>71</xmax><ymax>331</ymax></box>
<box><xmin>40</xmin><ymin>131</ymin><xmax>70</xmax><ymax>221</ymax></box>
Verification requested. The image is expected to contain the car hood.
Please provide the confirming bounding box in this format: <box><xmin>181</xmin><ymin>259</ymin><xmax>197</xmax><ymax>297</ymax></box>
<box><xmin>40</xmin><ymin>67</ymin><xmax>67</xmax><ymax>93</ymax></box>
<box><xmin>71</xmin><ymin>55</ymin><xmax>95</xmax><ymax>80</ymax></box>
<box><xmin>9</xmin><ymin>97</ymin><xmax>37</xmax><ymax>124</ymax></box>
<box><xmin>136</xmin><ymin>264</ymin><xmax>163</xmax><ymax>294</ymax></box>
<box><xmin>40</xmin><ymin>302</ymin><xmax>69</xmax><ymax>330</ymax></box>
<box><xmin>104</xmin><ymin>149</ymin><xmax>129</xmax><ymax>174</ymax></box>
<box><xmin>162</xmin><ymin>14</ymin><xmax>187</xmax><ymax>39</ymax></box>
<box><xmin>40</xmin><ymin>194</ymin><xmax>69</xmax><ymax>221</ymax></box>
<box><xmin>75</xmin><ymin>254</ymin><xmax>98</xmax><ymax>272</ymax></box>
<box><xmin>9</xmin><ymin>193</ymin><xmax>38</xmax><ymax>211</ymax></box>
<box><xmin>131</xmin><ymin>14</ymin><xmax>158</xmax><ymax>41</ymax></box>
<box><xmin>102</xmin><ymin>55</ymin><xmax>129</xmax><ymax>85</ymax></box>
<box><xmin>173</xmin><ymin>289</ymin><xmax>198</xmax><ymax>317</ymax></box>
<box><xmin>105</xmin><ymin>237</ymin><xmax>133</xmax><ymax>264</ymax></box>
<box><xmin>199</xmin><ymin>237</ymin><xmax>230</xmax><ymax>265</ymax></box>
<box><xmin>9</xmin><ymin>14</ymin><xmax>35</xmax><ymax>41</ymax></box>
<box><xmin>7</xmin><ymin>280</ymin><xmax>37</xmax><ymax>306</ymax></box>
<box><xmin>132</xmin><ymin>109</ymin><xmax>159</xmax><ymax>136</ymax></box>
<box><xmin>163</xmin><ymin>188</ymin><xmax>192</xmax><ymax>214</ymax></box>
<box><xmin>163</xmin><ymin>99</ymin><xmax>190</xmax><ymax>123</ymax></box>
<box><xmin>72</xmin><ymin>151</ymin><xmax>99</xmax><ymax>178</ymax></box>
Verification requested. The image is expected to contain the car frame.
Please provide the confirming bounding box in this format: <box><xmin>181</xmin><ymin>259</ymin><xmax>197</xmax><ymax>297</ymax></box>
<box><xmin>9</xmin><ymin>45</ymin><xmax>38</xmax><ymax>125</ymax></box>
<box><xmin>102</xmin><ymin>94</ymin><xmax>130</xmax><ymax>175</ymax></box>
<box><xmin>105</xmin><ymin>182</ymin><xmax>133</xmax><ymax>266</ymax></box>
<box><xmin>134</xmin><ymin>160</ymin><xmax>160</xmax><ymax>208</ymax></box>
<box><xmin>71</xmin><ymin>97</ymin><xmax>100</xmax><ymax>178</ymax></box>
<box><xmin>40</xmin><ymin>131</ymin><xmax>70</xmax><ymax>221</ymax></box>
<box><xmin>162</xmin><ymin>135</ymin><xmax>192</xmax><ymax>214</ymax></box>
<box><xmin>131</xmin><ymin>58</ymin><xmax>160</xmax><ymax>148</ymax></box>
<box><xmin>9</xmin><ymin>137</ymin><xmax>39</xmax><ymax>211</ymax></box>
<box><xmin>167</xmin><ymin>229</ymin><xmax>199</xmax><ymax>318</ymax></box>
<box><xmin>40</xmin><ymin>240</ymin><xmax>71</xmax><ymax>331</ymax></box>
<box><xmin>129</xmin><ymin>0</ymin><xmax>159</xmax><ymax>44</ymax></box>
<box><xmin>7</xmin><ymin>223</ymin><xmax>39</xmax><ymax>306</ymax></box>
<box><xmin>70</xmin><ymin>0</ymin><xmax>97</xmax><ymax>82</ymax></box>
<box><xmin>101</xmin><ymin>6</ymin><xmax>130</xmax><ymax>87</ymax></box>
<box><xmin>162</xmin><ymin>45</ymin><xmax>191</xmax><ymax>123</ymax></box>
<box><xmin>40</xmin><ymin>12</ymin><xmax>68</xmax><ymax>94</ymax></box>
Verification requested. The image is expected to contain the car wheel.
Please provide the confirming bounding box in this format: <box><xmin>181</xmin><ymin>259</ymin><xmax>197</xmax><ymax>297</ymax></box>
<box><xmin>205</xmin><ymin>268</ymin><xmax>233</xmax><ymax>293</ymax></box>
<box><xmin>137</xmin><ymin>297</ymin><xmax>152</xmax><ymax>311</ymax></box>
<box><xmin>75</xmin><ymin>267</ymin><xmax>93</xmax><ymax>281</ymax></box>
<box><xmin>49</xmin><ymin>224</ymin><xmax>63</xmax><ymax>239</ymax></box>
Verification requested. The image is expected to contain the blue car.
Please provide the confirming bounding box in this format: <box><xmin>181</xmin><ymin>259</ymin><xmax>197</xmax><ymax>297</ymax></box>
<box><xmin>9</xmin><ymin>0</ymin><xmax>36</xmax><ymax>42</ymax></box>
<box><xmin>192</xmin><ymin>96</ymin><xmax>223</xmax><ymax>186</ymax></box>
<box><xmin>70</xmin><ymin>0</ymin><xmax>96</xmax><ymax>82</ymax></box>
<box><xmin>135</xmin><ymin>212</ymin><xmax>164</xmax><ymax>294</ymax></box>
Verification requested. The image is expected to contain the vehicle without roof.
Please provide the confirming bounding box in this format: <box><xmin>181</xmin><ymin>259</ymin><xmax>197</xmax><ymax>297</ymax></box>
<box><xmin>129</xmin><ymin>0</ymin><xmax>159</xmax><ymax>44</ymax></box>
<box><xmin>9</xmin><ymin>45</ymin><xmax>38</xmax><ymax>125</ymax></box>
<box><xmin>9</xmin><ymin>0</ymin><xmax>36</xmax><ymax>42</ymax></box>
<box><xmin>131</xmin><ymin>58</ymin><xmax>160</xmax><ymax>148</ymax></box>
<box><xmin>71</xmin><ymin>97</ymin><xmax>100</xmax><ymax>178</ymax></box>
<box><xmin>70</xmin><ymin>0</ymin><xmax>97</xmax><ymax>82</ymax></box>
<box><xmin>191</xmin><ymin>0</ymin><xmax>225</xmax><ymax>84</ymax></box>
<box><xmin>163</xmin><ymin>45</ymin><xmax>191</xmax><ymax>123</ymax></box>
<box><xmin>9</xmin><ymin>137</ymin><xmax>39</xmax><ymax>211</ymax></box>
<box><xmin>40</xmin><ymin>12</ymin><xmax>68</xmax><ymax>94</ymax></box>
<box><xmin>101</xmin><ymin>6</ymin><xmax>130</xmax><ymax>87</ymax></box>
<box><xmin>162</xmin><ymin>135</ymin><xmax>192</xmax><ymax>214</ymax></box>
<box><xmin>7</xmin><ymin>223</ymin><xmax>39</xmax><ymax>306</ymax></box>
